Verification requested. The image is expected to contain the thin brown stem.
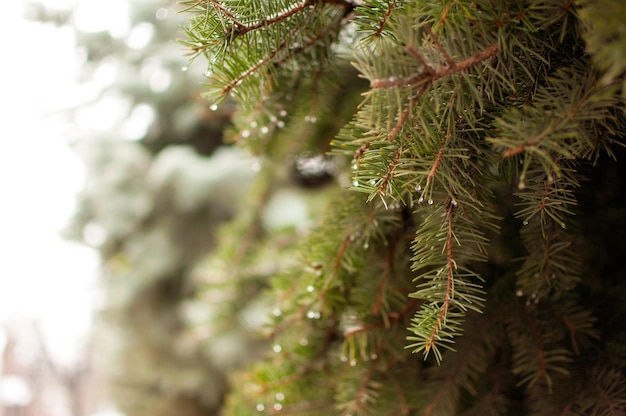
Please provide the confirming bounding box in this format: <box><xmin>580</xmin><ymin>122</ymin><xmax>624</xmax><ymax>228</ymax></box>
<box><xmin>424</xmin><ymin>24</ymin><xmax>455</xmax><ymax>67</ymax></box>
<box><xmin>374</xmin><ymin>0</ymin><xmax>396</xmax><ymax>38</ymax></box>
<box><xmin>373</xmin><ymin>235</ymin><xmax>398</xmax><ymax>316</ymax></box>
<box><xmin>425</xmin><ymin>204</ymin><xmax>455</xmax><ymax>352</ymax></box>
<box><xmin>371</xmin><ymin>43</ymin><xmax>499</xmax><ymax>89</ymax></box>
<box><xmin>388</xmin><ymin>100</ymin><xmax>414</xmax><ymax>141</ymax></box>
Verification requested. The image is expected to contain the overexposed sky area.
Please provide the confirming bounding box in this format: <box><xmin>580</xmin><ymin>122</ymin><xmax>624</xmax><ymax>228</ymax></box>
<box><xmin>0</xmin><ymin>0</ymin><xmax>112</xmax><ymax>366</ymax></box>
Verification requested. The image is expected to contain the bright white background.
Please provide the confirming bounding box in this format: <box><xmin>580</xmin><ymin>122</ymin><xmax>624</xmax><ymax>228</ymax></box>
<box><xmin>0</xmin><ymin>0</ymin><xmax>112</xmax><ymax>367</ymax></box>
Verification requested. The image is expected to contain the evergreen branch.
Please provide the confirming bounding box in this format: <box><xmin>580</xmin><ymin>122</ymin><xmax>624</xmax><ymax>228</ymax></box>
<box><xmin>373</xmin><ymin>234</ymin><xmax>397</xmax><ymax>316</ymax></box>
<box><xmin>231</xmin><ymin>0</ymin><xmax>315</xmax><ymax>38</ymax></box>
<box><xmin>207</xmin><ymin>0</ymin><xmax>245</xmax><ymax>30</ymax></box>
<box><xmin>423</xmin><ymin>137</ymin><xmax>447</xmax><ymax>202</ymax></box>
<box><xmin>376</xmin><ymin>146</ymin><xmax>402</xmax><ymax>205</ymax></box>
<box><xmin>424</xmin><ymin>24</ymin><xmax>455</xmax><ymax>68</ymax></box>
<box><xmin>437</xmin><ymin>1</ymin><xmax>452</xmax><ymax>27</ymax></box>
<box><xmin>370</xmin><ymin>43</ymin><xmax>498</xmax><ymax>88</ymax></box>
<box><xmin>424</xmin><ymin>203</ymin><xmax>456</xmax><ymax>354</ymax></box>
<box><xmin>422</xmin><ymin>313</ymin><xmax>499</xmax><ymax>416</ymax></box>
<box><xmin>385</xmin><ymin>364</ymin><xmax>410</xmax><ymax>416</ymax></box>
<box><xmin>507</xmin><ymin>303</ymin><xmax>571</xmax><ymax>391</ymax></box>
<box><xmin>212</xmin><ymin>0</ymin><xmax>353</xmax><ymax>40</ymax></box>
<box><xmin>374</xmin><ymin>0</ymin><xmax>396</xmax><ymax>39</ymax></box>
<box><xmin>405</xmin><ymin>46</ymin><xmax>435</xmax><ymax>75</ymax></box>
<box><xmin>353</xmin><ymin>344</ymin><xmax>383</xmax><ymax>413</ymax></box>
<box><xmin>354</xmin><ymin>141</ymin><xmax>372</xmax><ymax>161</ymax></box>
<box><xmin>387</xmin><ymin>99</ymin><xmax>414</xmax><ymax>142</ymax></box>
<box><xmin>344</xmin><ymin>298</ymin><xmax>419</xmax><ymax>338</ymax></box>
<box><xmin>220</xmin><ymin>41</ymin><xmax>283</xmax><ymax>96</ymax></box>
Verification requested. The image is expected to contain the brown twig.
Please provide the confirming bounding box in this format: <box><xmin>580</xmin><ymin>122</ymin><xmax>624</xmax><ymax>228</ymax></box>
<box><xmin>371</xmin><ymin>43</ymin><xmax>499</xmax><ymax>89</ymax></box>
<box><xmin>425</xmin><ymin>203</ymin><xmax>456</xmax><ymax>352</ymax></box>
<box><xmin>374</xmin><ymin>0</ymin><xmax>396</xmax><ymax>39</ymax></box>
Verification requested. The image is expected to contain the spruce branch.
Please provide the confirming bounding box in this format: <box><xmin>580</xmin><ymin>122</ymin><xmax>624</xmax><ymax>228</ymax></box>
<box><xmin>209</xmin><ymin>0</ymin><xmax>315</xmax><ymax>39</ymax></box>
<box><xmin>370</xmin><ymin>43</ymin><xmax>498</xmax><ymax>89</ymax></box>
<box><xmin>373</xmin><ymin>0</ymin><xmax>396</xmax><ymax>39</ymax></box>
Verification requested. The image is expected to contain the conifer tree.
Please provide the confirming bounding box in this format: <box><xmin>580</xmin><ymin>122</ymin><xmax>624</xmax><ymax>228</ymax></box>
<box><xmin>181</xmin><ymin>0</ymin><xmax>626</xmax><ymax>414</ymax></box>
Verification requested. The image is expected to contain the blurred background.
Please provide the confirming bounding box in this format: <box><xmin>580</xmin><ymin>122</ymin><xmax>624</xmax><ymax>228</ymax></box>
<box><xmin>0</xmin><ymin>1</ymin><xmax>269</xmax><ymax>415</ymax></box>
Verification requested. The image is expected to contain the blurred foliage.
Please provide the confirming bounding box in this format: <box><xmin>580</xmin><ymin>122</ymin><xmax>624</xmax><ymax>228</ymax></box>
<box><xmin>25</xmin><ymin>0</ymin><xmax>329</xmax><ymax>415</ymax></box>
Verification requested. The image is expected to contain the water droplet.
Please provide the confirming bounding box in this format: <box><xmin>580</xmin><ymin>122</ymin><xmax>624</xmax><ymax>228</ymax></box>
<box><xmin>310</xmin><ymin>116</ymin><xmax>317</xmax><ymax>123</ymax></box>
<box><xmin>210</xmin><ymin>104</ymin><xmax>218</xmax><ymax>111</ymax></box>
<box><xmin>418</xmin><ymin>196</ymin><xmax>424</xmax><ymax>203</ymax></box>
<box><xmin>270</xmin><ymin>116</ymin><xmax>277</xmax><ymax>123</ymax></box>
<box><xmin>306</xmin><ymin>285</ymin><xmax>314</xmax><ymax>293</ymax></box>
<box><xmin>518</xmin><ymin>181</ymin><xmax>525</xmax><ymax>190</ymax></box>
<box><xmin>451</xmin><ymin>199</ymin><xmax>458</xmax><ymax>207</ymax></box>
<box><xmin>415</xmin><ymin>184</ymin><xmax>422</xmax><ymax>192</ymax></box>
<box><xmin>515</xmin><ymin>289</ymin><xmax>523</xmax><ymax>297</ymax></box>
<box><xmin>522</xmin><ymin>220</ymin><xmax>529</xmax><ymax>226</ymax></box>
<box><xmin>273</xmin><ymin>403</ymin><xmax>283</xmax><ymax>411</ymax></box>
<box><xmin>350</xmin><ymin>360</ymin><xmax>357</xmax><ymax>366</ymax></box>
<box><xmin>251</xmin><ymin>121</ymin><xmax>258</xmax><ymax>128</ymax></box>
<box><xmin>277</xmin><ymin>121</ymin><xmax>285</xmax><ymax>128</ymax></box>
<box><xmin>280</xmin><ymin>110</ymin><xmax>287</xmax><ymax>117</ymax></box>
<box><xmin>340</xmin><ymin>355</ymin><xmax>348</xmax><ymax>362</ymax></box>
<box><xmin>261</xmin><ymin>126</ymin><xmax>269</xmax><ymax>134</ymax></box>
<box><xmin>276</xmin><ymin>392</ymin><xmax>285</xmax><ymax>401</ymax></box>
<box><xmin>363</xmin><ymin>242</ymin><xmax>369</xmax><ymax>249</ymax></box>
<box><xmin>352</xmin><ymin>179</ymin><xmax>359</xmax><ymax>187</ymax></box>
<box><xmin>272</xmin><ymin>308</ymin><xmax>282</xmax><ymax>317</ymax></box>
<box><xmin>370</xmin><ymin>353</ymin><xmax>378</xmax><ymax>360</ymax></box>
<box><xmin>273</xmin><ymin>344</ymin><xmax>282</xmax><ymax>353</ymax></box>
<box><xmin>256</xmin><ymin>404</ymin><xmax>265</xmax><ymax>412</ymax></box>
<box><xmin>427</xmin><ymin>198</ymin><xmax>434</xmax><ymax>205</ymax></box>
<box><xmin>369</xmin><ymin>179</ymin><xmax>376</xmax><ymax>185</ymax></box>
<box><xmin>241</xmin><ymin>130</ymin><xmax>250</xmax><ymax>138</ymax></box>
<box><xmin>306</xmin><ymin>311</ymin><xmax>316</xmax><ymax>319</ymax></box>
<box><xmin>181</xmin><ymin>66</ymin><xmax>188</xmax><ymax>72</ymax></box>
<box><xmin>299</xmin><ymin>337</ymin><xmax>309</xmax><ymax>346</ymax></box>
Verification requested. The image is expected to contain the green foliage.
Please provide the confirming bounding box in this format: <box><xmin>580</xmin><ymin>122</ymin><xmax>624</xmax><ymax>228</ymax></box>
<box><xmin>179</xmin><ymin>0</ymin><xmax>626</xmax><ymax>414</ymax></box>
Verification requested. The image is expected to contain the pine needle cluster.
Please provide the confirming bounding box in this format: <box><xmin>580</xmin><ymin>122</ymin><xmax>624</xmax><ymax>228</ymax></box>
<box><xmin>181</xmin><ymin>0</ymin><xmax>626</xmax><ymax>414</ymax></box>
